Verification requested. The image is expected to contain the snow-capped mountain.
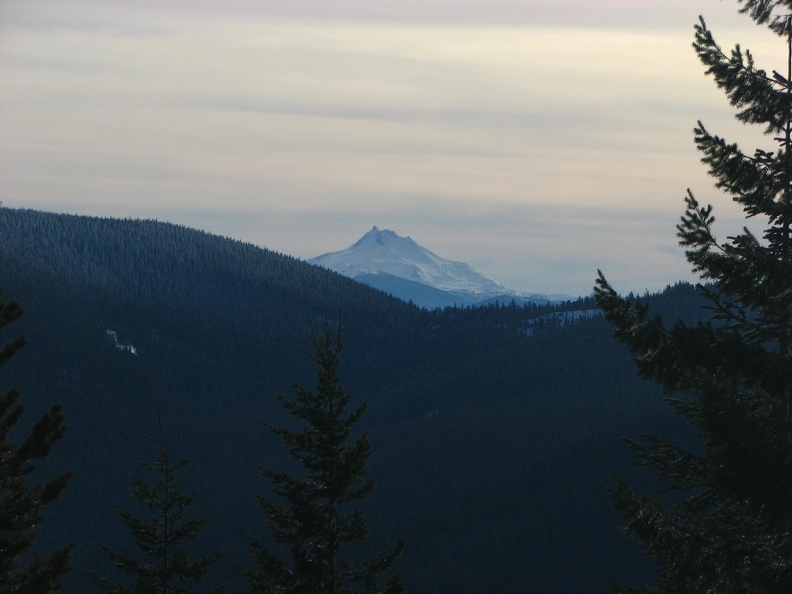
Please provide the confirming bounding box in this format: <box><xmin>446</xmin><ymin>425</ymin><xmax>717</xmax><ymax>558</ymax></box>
<box><xmin>308</xmin><ymin>226</ymin><xmax>562</xmax><ymax>309</ymax></box>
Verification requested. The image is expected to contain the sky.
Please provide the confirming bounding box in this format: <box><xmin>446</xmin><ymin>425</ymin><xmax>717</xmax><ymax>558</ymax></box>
<box><xmin>0</xmin><ymin>0</ymin><xmax>785</xmax><ymax>296</ymax></box>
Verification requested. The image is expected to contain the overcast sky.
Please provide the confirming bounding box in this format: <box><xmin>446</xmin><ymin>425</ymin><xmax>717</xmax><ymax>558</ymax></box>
<box><xmin>0</xmin><ymin>0</ymin><xmax>783</xmax><ymax>296</ymax></box>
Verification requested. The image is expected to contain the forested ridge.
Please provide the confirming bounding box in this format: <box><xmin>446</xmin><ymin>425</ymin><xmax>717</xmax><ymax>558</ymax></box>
<box><xmin>0</xmin><ymin>207</ymin><xmax>705</xmax><ymax>592</ymax></box>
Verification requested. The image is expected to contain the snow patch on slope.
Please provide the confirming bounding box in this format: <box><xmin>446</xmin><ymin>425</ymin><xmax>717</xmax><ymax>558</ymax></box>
<box><xmin>106</xmin><ymin>329</ymin><xmax>137</xmax><ymax>355</ymax></box>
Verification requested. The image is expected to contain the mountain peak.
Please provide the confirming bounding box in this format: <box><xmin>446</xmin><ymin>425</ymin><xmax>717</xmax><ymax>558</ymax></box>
<box><xmin>309</xmin><ymin>228</ymin><xmax>515</xmax><ymax>307</ymax></box>
<box><xmin>351</xmin><ymin>226</ymin><xmax>419</xmax><ymax>252</ymax></box>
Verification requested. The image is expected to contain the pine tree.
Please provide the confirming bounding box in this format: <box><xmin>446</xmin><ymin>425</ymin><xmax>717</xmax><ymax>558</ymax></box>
<box><xmin>93</xmin><ymin>416</ymin><xmax>226</xmax><ymax>594</ymax></box>
<box><xmin>595</xmin><ymin>1</ymin><xmax>792</xmax><ymax>591</ymax></box>
<box><xmin>0</xmin><ymin>290</ymin><xmax>73</xmax><ymax>593</ymax></box>
<box><xmin>247</xmin><ymin>322</ymin><xmax>404</xmax><ymax>594</ymax></box>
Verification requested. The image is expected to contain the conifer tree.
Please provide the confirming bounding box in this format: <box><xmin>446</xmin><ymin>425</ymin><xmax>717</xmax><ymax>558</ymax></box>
<box><xmin>595</xmin><ymin>1</ymin><xmax>792</xmax><ymax>591</ymax></box>
<box><xmin>0</xmin><ymin>290</ymin><xmax>73</xmax><ymax>593</ymax></box>
<box><xmin>247</xmin><ymin>322</ymin><xmax>404</xmax><ymax>594</ymax></box>
<box><xmin>93</xmin><ymin>416</ymin><xmax>226</xmax><ymax>594</ymax></box>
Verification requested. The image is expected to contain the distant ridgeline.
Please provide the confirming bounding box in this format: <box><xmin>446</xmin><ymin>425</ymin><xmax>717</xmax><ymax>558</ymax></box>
<box><xmin>0</xmin><ymin>207</ymin><xmax>708</xmax><ymax>593</ymax></box>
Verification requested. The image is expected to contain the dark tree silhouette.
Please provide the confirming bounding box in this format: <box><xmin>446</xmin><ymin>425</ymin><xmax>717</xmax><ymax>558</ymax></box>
<box><xmin>596</xmin><ymin>1</ymin><xmax>792</xmax><ymax>591</ymax></box>
<box><xmin>92</xmin><ymin>415</ymin><xmax>225</xmax><ymax>594</ymax></box>
<box><xmin>0</xmin><ymin>291</ymin><xmax>72</xmax><ymax>593</ymax></box>
<box><xmin>247</xmin><ymin>322</ymin><xmax>404</xmax><ymax>594</ymax></box>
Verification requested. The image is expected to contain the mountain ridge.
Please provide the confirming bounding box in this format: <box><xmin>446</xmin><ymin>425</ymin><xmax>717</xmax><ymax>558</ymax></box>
<box><xmin>0</xmin><ymin>207</ymin><xmax>694</xmax><ymax>592</ymax></box>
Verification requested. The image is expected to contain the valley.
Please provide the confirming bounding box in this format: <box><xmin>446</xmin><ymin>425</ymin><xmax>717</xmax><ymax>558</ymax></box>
<box><xmin>0</xmin><ymin>208</ymin><xmax>705</xmax><ymax>593</ymax></box>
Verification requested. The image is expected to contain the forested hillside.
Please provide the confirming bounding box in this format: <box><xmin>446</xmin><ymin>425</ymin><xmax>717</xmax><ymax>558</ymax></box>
<box><xmin>0</xmin><ymin>208</ymin><xmax>706</xmax><ymax>592</ymax></box>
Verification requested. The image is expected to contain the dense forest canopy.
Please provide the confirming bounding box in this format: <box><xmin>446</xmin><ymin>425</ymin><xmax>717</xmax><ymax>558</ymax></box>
<box><xmin>0</xmin><ymin>207</ymin><xmax>705</xmax><ymax>592</ymax></box>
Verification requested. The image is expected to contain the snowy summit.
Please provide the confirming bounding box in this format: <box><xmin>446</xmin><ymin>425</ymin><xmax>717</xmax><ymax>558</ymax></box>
<box><xmin>309</xmin><ymin>227</ymin><xmax>555</xmax><ymax>309</ymax></box>
<box><xmin>311</xmin><ymin>226</ymin><xmax>506</xmax><ymax>294</ymax></box>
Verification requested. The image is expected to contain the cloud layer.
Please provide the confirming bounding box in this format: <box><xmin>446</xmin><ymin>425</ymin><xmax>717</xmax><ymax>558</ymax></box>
<box><xmin>0</xmin><ymin>1</ymin><xmax>781</xmax><ymax>295</ymax></box>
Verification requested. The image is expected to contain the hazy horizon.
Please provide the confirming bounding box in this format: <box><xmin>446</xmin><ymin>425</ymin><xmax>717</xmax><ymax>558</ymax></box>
<box><xmin>1</xmin><ymin>1</ymin><xmax>781</xmax><ymax>296</ymax></box>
